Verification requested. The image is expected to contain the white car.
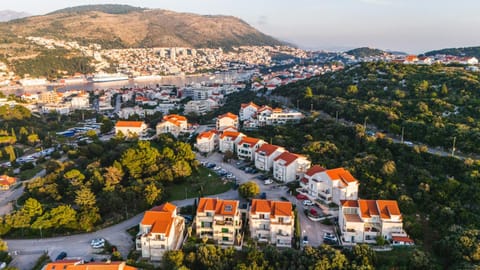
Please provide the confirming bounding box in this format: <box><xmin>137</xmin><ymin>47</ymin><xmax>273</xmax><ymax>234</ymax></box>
<box><xmin>90</xmin><ymin>238</ymin><xmax>105</xmax><ymax>247</ymax></box>
<box><xmin>303</xmin><ymin>200</ymin><xmax>314</xmax><ymax>206</ymax></box>
<box><xmin>264</xmin><ymin>179</ymin><xmax>273</xmax><ymax>185</ymax></box>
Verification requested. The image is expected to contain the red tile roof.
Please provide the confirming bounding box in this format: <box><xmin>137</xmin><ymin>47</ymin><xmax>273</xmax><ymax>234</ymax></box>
<box><xmin>255</xmin><ymin>144</ymin><xmax>283</xmax><ymax>156</ymax></box>
<box><xmin>197</xmin><ymin>198</ymin><xmax>238</xmax><ymax>216</ymax></box>
<box><xmin>325</xmin><ymin>168</ymin><xmax>357</xmax><ymax>183</ymax></box>
<box><xmin>250</xmin><ymin>199</ymin><xmax>292</xmax><ymax>218</ymax></box>
<box><xmin>218</xmin><ymin>112</ymin><xmax>238</xmax><ymax>120</ymax></box>
<box><xmin>377</xmin><ymin>200</ymin><xmax>401</xmax><ymax>219</ymax></box>
<box><xmin>163</xmin><ymin>114</ymin><xmax>187</xmax><ymax>127</ymax></box>
<box><xmin>115</xmin><ymin>121</ymin><xmax>145</xmax><ymax>128</ymax></box>
<box><xmin>274</xmin><ymin>151</ymin><xmax>298</xmax><ymax>166</ymax></box>
<box><xmin>358</xmin><ymin>199</ymin><xmax>380</xmax><ymax>218</ymax></box>
<box><xmin>305</xmin><ymin>165</ymin><xmax>326</xmax><ymax>176</ymax></box>
<box><xmin>340</xmin><ymin>200</ymin><xmax>359</xmax><ymax>208</ymax></box>
<box><xmin>238</xmin><ymin>137</ymin><xmax>261</xmax><ymax>147</ymax></box>
<box><xmin>197</xmin><ymin>131</ymin><xmax>215</xmax><ymax>140</ymax></box>
<box><xmin>45</xmin><ymin>261</ymin><xmax>137</xmax><ymax>270</ymax></box>
<box><xmin>0</xmin><ymin>175</ymin><xmax>16</xmax><ymax>187</ymax></box>
<box><xmin>220</xmin><ymin>131</ymin><xmax>242</xmax><ymax>139</ymax></box>
<box><xmin>392</xmin><ymin>235</ymin><xmax>414</xmax><ymax>243</ymax></box>
<box><xmin>141</xmin><ymin>202</ymin><xmax>177</xmax><ymax>236</ymax></box>
<box><xmin>240</xmin><ymin>102</ymin><xmax>259</xmax><ymax>109</ymax></box>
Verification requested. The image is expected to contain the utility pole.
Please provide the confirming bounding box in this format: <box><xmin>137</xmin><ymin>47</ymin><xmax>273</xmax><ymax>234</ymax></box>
<box><xmin>401</xmin><ymin>126</ymin><xmax>404</xmax><ymax>143</ymax></box>
<box><xmin>335</xmin><ymin>111</ymin><xmax>338</xmax><ymax>123</ymax></box>
<box><xmin>451</xmin><ymin>136</ymin><xmax>456</xmax><ymax>157</ymax></box>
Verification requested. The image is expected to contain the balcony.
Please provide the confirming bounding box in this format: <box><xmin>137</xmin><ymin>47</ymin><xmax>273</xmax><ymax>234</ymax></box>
<box><xmin>215</xmin><ymin>220</ymin><xmax>241</xmax><ymax>227</ymax></box>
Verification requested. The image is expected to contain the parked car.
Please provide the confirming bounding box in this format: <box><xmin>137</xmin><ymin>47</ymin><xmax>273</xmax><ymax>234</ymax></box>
<box><xmin>55</xmin><ymin>251</ymin><xmax>67</xmax><ymax>261</ymax></box>
<box><xmin>296</xmin><ymin>194</ymin><xmax>308</xmax><ymax>200</ymax></box>
<box><xmin>264</xmin><ymin>179</ymin><xmax>273</xmax><ymax>185</ymax></box>
<box><xmin>90</xmin><ymin>238</ymin><xmax>105</xmax><ymax>248</ymax></box>
<box><xmin>303</xmin><ymin>200</ymin><xmax>314</xmax><ymax>206</ymax></box>
<box><xmin>260</xmin><ymin>192</ymin><xmax>267</xmax><ymax>199</ymax></box>
<box><xmin>213</xmin><ymin>166</ymin><xmax>222</xmax><ymax>171</ymax></box>
<box><xmin>226</xmin><ymin>173</ymin><xmax>235</xmax><ymax>179</ymax></box>
<box><xmin>323</xmin><ymin>232</ymin><xmax>338</xmax><ymax>243</ymax></box>
<box><xmin>256</xmin><ymin>174</ymin><xmax>269</xmax><ymax>181</ymax></box>
<box><xmin>302</xmin><ymin>236</ymin><xmax>309</xmax><ymax>245</ymax></box>
<box><xmin>92</xmin><ymin>242</ymin><xmax>105</xmax><ymax>249</ymax></box>
<box><xmin>206</xmin><ymin>163</ymin><xmax>216</xmax><ymax>169</ymax></box>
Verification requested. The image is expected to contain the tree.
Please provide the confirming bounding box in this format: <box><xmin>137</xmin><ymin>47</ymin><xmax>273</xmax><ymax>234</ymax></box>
<box><xmin>144</xmin><ymin>182</ymin><xmax>162</xmax><ymax>206</ymax></box>
<box><xmin>64</xmin><ymin>169</ymin><xmax>86</xmax><ymax>186</ymax></box>
<box><xmin>346</xmin><ymin>85</ymin><xmax>359</xmax><ymax>96</ymax></box>
<box><xmin>381</xmin><ymin>160</ymin><xmax>396</xmax><ymax>176</ymax></box>
<box><xmin>305</xmin><ymin>86</ymin><xmax>313</xmax><ymax>98</ymax></box>
<box><xmin>441</xmin><ymin>83</ymin><xmax>449</xmax><ymax>96</ymax></box>
<box><xmin>22</xmin><ymin>198</ymin><xmax>43</xmax><ymax>218</ymax></box>
<box><xmin>27</xmin><ymin>133</ymin><xmax>40</xmax><ymax>145</ymax></box>
<box><xmin>121</xmin><ymin>141</ymin><xmax>160</xmax><ymax>179</ymax></box>
<box><xmin>103</xmin><ymin>166</ymin><xmax>123</xmax><ymax>192</ymax></box>
<box><xmin>74</xmin><ymin>187</ymin><xmax>97</xmax><ymax>209</ymax></box>
<box><xmin>163</xmin><ymin>250</ymin><xmax>185</xmax><ymax>270</ymax></box>
<box><xmin>0</xmin><ymin>238</ymin><xmax>7</xmax><ymax>251</ymax></box>
<box><xmin>238</xmin><ymin>181</ymin><xmax>260</xmax><ymax>199</ymax></box>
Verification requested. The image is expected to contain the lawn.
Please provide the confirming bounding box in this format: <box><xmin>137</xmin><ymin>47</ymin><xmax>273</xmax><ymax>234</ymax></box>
<box><xmin>164</xmin><ymin>167</ymin><xmax>233</xmax><ymax>201</ymax></box>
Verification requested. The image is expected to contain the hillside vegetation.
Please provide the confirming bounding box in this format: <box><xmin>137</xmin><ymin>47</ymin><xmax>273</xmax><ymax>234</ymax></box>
<box><xmin>277</xmin><ymin>62</ymin><xmax>480</xmax><ymax>153</ymax></box>
<box><xmin>424</xmin><ymin>46</ymin><xmax>480</xmax><ymax>59</ymax></box>
<box><xmin>0</xmin><ymin>5</ymin><xmax>282</xmax><ymax>49</ymax></box>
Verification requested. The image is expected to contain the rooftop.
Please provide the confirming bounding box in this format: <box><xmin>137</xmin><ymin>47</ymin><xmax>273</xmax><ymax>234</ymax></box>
<box><xmin>115</xmin><ymin>121</ymin><xmax>145</xmax><ymax>128</ymax></box>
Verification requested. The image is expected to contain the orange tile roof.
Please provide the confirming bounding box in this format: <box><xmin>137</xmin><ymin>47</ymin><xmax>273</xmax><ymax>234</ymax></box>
<box><xmin>241</xmin><ymin>101</ymin><xmax>259</xmax><ymax>109</ymax></box>
<box><xmin>141</xmin><ymin>202</ymin><xmax>177</xmax><ymax>236</ymax></box>
<box><xmin>218</xmin><ymin>112</ymin><xmax>238</xmax><ymax>120</ymax></box>
<box><xmin>238</xmin><ymin>137</ymin><xmax>261</xmax><ymax>147</ymax></box>
<box><xmin>257</xmin><ymin>105</ymin><xmax>272</xmax><ymax>113</ymax></box>
<box><xmin>340</xmin><ymin>200</ymin><xmax>359</xmax><ymax>208</ymax></box>
<box><xmin>220</xmin><ymin>131</ymin><xmax>242</xmax><ymax>139</ymax></box>
<box><xmin>115</xmin><ymin>121</ymin><xmax>145</xmax><ymax>128</ymax></box>
<box><xmin>45</xmin><ymin>261</ymin><xmax>137</xmax><ymax>270</ymax></box>
<box><xmin>197</xmin><ymin>131</ymin><xmax>215</xmax><ymax>140</ymax></box>
<box><xmin>250</xmin><ymin>199</ymin><xmax>292</xmax><ymax>218</ymax></box>
<box><xmin>358</xmin><ymin>199</ymin><xmax>380</xmax><ymax>218</ymax></box>
<box><xmin>325</xmin><ymin>168</ymin><xmax>357</xmax><ymax>183</ymax></box>
<box><xmin>392</xmin><ymin>235</ymin><xmax>414</xmax><ymax>243</ymax></box>
<box><xmin>305</xmin><ymin>165</ymin><xmax>326</xmax><ymax>176</ymax></box>
<box><xmin>197</xmin><ymin>198</ymin><xmax>239</xmax><ymax>216</ymax></box>
<box><xmin>255</xmin><ymin>144</ymin><xmax>283</xmax><ymax>156</ymax></box>
<box><xmin>274</xmin><ymin>151</ymin><xmax>298</xmax><ymax>166</ymax></box>
<box><xmin>163</xmin><ymin>114</ymin><xmax>187</xmax><ymax>127</ymax></box>
<box><xmin>0</xmin><ymin>175</ymin><xmax>16</xmax><ymax>186</ymax></box>
<box><xmin>377</xmin><ymin>200</ymin><xmax>401</xmax><ymax>219</ymax></box>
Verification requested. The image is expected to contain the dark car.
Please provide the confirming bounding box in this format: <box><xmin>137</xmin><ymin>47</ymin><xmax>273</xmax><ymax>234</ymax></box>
<box><xmin>56</xmin><ymin>251</ymin><xmax>67</xmax><ymax>261</ymax></box>
<box><xmin>260</xmin><ymin>192</ymin><xmax>267</xmax><ymax>199</ymax></box>
<box><xmin>256</xmin><ymin>175</ymin><xmax>269</xmax><ymax>181</ymax></box>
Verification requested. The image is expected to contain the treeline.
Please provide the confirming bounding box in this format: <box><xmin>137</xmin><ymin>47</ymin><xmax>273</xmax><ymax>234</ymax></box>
<box><xmin>12</xmin><ymin>50</ymin><xmax>94</xmax><ymax>79</ymax></box>
<box><xmin>424</xmin><ymin>46</ymin><xmax>480</xmax><ymax>59</ymax></box>
<box><xmin>276</xmin><ymin>62</ymin><xmax>480</xmax><ymax>153</ymax></box>
<box><xmin>0</xmin><ymin>135</ymin><xmax>197</xmax><ymax>236</ymax></box>
<box><xmin>247</xmin><ymin>118</ymin><xmax>480</xmax><ymax>268</ymax></box>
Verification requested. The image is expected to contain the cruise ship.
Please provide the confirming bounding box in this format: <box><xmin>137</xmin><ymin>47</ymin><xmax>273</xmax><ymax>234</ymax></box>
<box><xmin>91</xmin><ymin>73</ymin><xmax>130</xmax><ymax>83</ymax></box>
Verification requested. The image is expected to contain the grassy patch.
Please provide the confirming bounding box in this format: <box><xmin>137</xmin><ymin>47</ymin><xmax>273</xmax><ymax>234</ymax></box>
<box><xmin>376</xmin><ymin>246</ymin><xmax>414</xmax><ymax>269</ymax></box>
<box><xmin>19</xmin><ymin>165</ymin><xmax>44</xmax><ymax>180</ymax></box>
<box><xmin>165</xmin><ymin>167</ymin><xmax>232</xmax><ymax>201</ymax></box>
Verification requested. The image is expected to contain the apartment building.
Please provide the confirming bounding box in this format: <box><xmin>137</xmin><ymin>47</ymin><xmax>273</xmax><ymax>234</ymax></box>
<box><xmin>195</xmin><ymin>198</ymin><xmax>242</xmax><ymax>246</ymax></box>
<box><xmin>239</xmin><ymin>102</ymin><xmax>259</xmax><ymax>121</ymax></box>
<box><xmin>156</xmin><ymin>114</ymin><xmax>188</xmax><ymax>137</ymax></box>
<box><xmin>249</xmin><ymin>199</ymin><xmax>294</xmax><ymax>248</ymax></box>
<box><xmin>216</xmin><ymin>112</ymin><xmax>239</xmax><ymax>131</ymax></box>
<box><xmin>136</xmin><ymin>203</ymin><xmax>185</xmax><ymax>261</ymax></box>
<box><xmin>273</xmin><ymin>152</ymin><xmax>311</xmax><ymax>182</ymax></box>
<box><xmin>196</xmin><ymin>130</ymin><xmax>217</xmax><ymax>153</ymax></box>
<box><xmin>254</xmin><ymin>144</ymin><xmax>285</xmax><ymax>172</ymax></box>
<box><xmin>301</xmin><ymin>166</ymin><xmax>359</xmax><ymax>205</ymax></box>
<box><xmin>115</xmin><ymin>121</ymin><xmax>147</xmax><ymax>137</ymax></box>
<box><xmin>219</xmin><ymin>130</ymin><xmax>245</xmax><ymax>153</ymax></box>
<box><xmin>184</xmin><ymin>100</ymin><xmax>210</xmax><ymax>115</ymax></box>
<box><xmin>339</xmin><ymin>199</ymin><xmax>413</xmax><ymax>245</ymax></box>
<box><xmin>237</xmin><ymin>137</ymin><xmax>266</xmax><ymax>161</ymax></box>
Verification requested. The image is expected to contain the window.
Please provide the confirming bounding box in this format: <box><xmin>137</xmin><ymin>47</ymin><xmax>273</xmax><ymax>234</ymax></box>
<box><xmin>279</xmin><ymin>217</ymin><xmax>284</xmax><ymax>223</ymax></box>
<box><xmin>224</xmin><ymin>205</ymin><xmax>232</xmax><ymax>212</ymax></box>
<box><xmin>206</xmin><ymin>211</ymin><xmax>213</xmax><ymax>217</ymax></box>
<box><xmin>259</xmin><ymin>214</ymin><xmax>265</xmax><ymax>219</ymax></box>
<box><xmin>222</xmin><ymin>228</ymin><xmax>229</xmax><ymax>233</ymax></box>
<box><xmin>223</xmin><ymin>236</ymin><xmax>229</xmax><ymax>241</ymax></box>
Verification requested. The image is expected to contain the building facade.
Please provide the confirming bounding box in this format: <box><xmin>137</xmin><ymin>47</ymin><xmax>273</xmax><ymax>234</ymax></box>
<box><xmin>115</xmin><ymin>121</ymin><xmax>148</xmax><ymax>137</ymax></box>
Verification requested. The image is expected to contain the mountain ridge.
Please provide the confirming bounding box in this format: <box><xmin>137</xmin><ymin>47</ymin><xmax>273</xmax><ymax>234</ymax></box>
<box><xmin>0</xmin><ymin>4</ymin><xmax>283</xmax><ymax>49</ymax></box>
<box><xmin>0</xmin><ymin>10</ymin><xmax>31</xmax><ymax>22</ymax></box>
<box><xmin>424</xmin><ymin>46</ymin><xmax>480</xmax><ymax>59</ymax></box>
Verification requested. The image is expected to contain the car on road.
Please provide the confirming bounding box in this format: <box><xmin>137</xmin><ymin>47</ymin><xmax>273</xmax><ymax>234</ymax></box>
<box><xmin>91</xmin><ymin>238</ymin><xmax>105</xmax><ymax>247</ymax></box>
<box><xmin>264</xmin><ymin>179</ymin><xmax>273</xmax><ymax>185</ymax></box>
<box><xmin>303</xmin><ymin>200</ymin><xmax>314</xmax><ymax>206</ymax></box>
<box><xmin>296</xmin><ymin>194</ymin><xmax>308</xmax><ymax>200</ymax></box>
<box><xmin>260</xmin><ymin>192</ymin><xmax>267</xmax><ymax>199</ymax></box>
<box><xmin>56</xmin><ymin>251</ymin><xmax>67</xmax><ymax>261</ymax></box>
<box><xmin>404</xmin><ymin>141</ymin><xmax>414</xmax><ymax>146</ymax></box>
<box><xmin>302</xmin><ymin>236</ymin><xmax>309</xmax><ymax>245</ymax></box>
<box><xmin>323</xmin><ymin>232</ymin><xmax>338</xmax><ymax>244</ymax></box>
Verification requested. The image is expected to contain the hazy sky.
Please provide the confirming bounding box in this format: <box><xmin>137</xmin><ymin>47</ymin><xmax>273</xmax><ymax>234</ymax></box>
<box><xmin>3</xmin><ymin>0</ymin><xmax>480</xmax><ymax>53</ymax></box>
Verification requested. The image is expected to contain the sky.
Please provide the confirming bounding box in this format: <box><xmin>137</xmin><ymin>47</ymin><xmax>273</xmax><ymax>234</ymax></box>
<box><xmin>3</xmin><ymin>0</ymin><xmax>480</xmax><ymax>53</ymax></box>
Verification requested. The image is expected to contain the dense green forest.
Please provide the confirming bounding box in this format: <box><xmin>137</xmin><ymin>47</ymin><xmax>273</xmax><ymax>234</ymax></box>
<box><xmin>345</xmin><ymin>47</ymin><xmax>386</xmax><ymax>58</ymax></box>
<box><xmin>424</xmin><ymin>46</ymin><xmax>480</xmax><ymax>59</ymax></box>
<box><xmin>0</xmin><ymin>135</ymin><xmax>198</xmax><ymax>236</ymax></box>
<box><xmin>12</xmin><ymin>49</ymin><xmax>94</xmax><ymax>79</ymax></box>
<box><xmin>276</xmin><ymin>62</ymin><xmax>480</xmax><ymax>154</ymax></box>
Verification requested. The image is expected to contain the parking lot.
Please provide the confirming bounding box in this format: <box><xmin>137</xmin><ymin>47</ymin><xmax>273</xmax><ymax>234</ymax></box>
<box><xmin>197</xmin><ymin>152</ymin><xmax>337</xmax><ymax>248</ymax></box>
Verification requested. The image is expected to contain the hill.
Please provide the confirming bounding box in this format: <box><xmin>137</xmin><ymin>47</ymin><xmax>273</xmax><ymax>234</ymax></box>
<box><xmin>0</xmin><ymin>5</ymin><xmax>283</xmax><ymax>49</ymax></box>
<box><xmin>424</xmin><ymin>46</ymin><xmax>480</xmax><ymax>59</ymax></box>
<box><xmin>0</xmin><ymin>10</ymin><xmax>30</xmax><ymax>22</ymax></box>
<box><xmin>345</xmin><ymin>47</ymin><xmax>386</xmax><ymax>58</ymax></box>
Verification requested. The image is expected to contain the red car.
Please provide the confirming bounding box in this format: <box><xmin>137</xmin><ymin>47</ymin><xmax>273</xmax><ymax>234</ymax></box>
<box><xmin>296</xmin><ymin>194</ymin><xmax>308</xmax><ymax>200</ymax></box>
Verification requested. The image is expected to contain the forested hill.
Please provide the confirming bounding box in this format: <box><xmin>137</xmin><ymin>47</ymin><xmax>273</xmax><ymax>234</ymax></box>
<box><xmin>424</xmin><ymin>46</ymin><xmax>480</xmax><ymax>58</ymax></box>
<box><xmin>345</xmin><ymin>47</ymin><xmax>387</xmax><ymax>58</ymax></box>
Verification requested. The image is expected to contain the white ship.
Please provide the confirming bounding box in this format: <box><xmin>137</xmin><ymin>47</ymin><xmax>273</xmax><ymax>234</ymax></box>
<box><xmin>133</xmin><ymin>74</ymin><xmax>162</xmax><ymax>81</ymax></box>
<box><xmin>91</xmin><ymin>73</ymin><xmax>129</xmax><ymax>83</ymax></box>
<box><xmin>59</xmin><ymin>75</ymin><xmax>87</xmax><ymax>85</ymax></box>
<box><xmin>19</xmin><ymin>78</ymin><xmax>48</xmax><ymax>86</ymax></box>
